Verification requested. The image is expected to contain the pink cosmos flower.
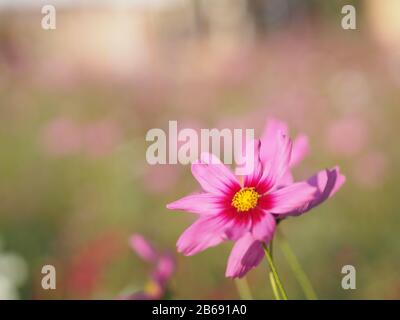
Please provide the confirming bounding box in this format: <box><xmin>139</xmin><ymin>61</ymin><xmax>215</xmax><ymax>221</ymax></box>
<box><xmin>167</xmin><ymin>120</ymin><xmax>345</xmax><ymax>278</ymax></box>
<box><xmin>120</xmin><ymin>234</ymin><xmax>175</xmax><ymax>300</ymax></box>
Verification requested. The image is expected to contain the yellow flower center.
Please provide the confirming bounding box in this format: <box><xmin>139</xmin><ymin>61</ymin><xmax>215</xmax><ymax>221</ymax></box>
<box><xmin>231</xmin><ymin>187</ymin><xmax>259</xmax><ymax>212</ymax></box>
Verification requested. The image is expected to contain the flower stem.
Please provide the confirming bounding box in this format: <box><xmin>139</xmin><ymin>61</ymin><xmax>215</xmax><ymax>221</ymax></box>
<box><xmin>234</xmin><ymin>278</ymin><xmax>253</xmax><ymax>300</ymax></box>
<box><xmin>268</xmin><ymin>239</ymin><xmax>282</xmax><ymax>300</ymax></box>
<box><xmin>278</xmin><ymin>232</ymin><xmax>317</xmax><ymax>300</ymax></box>
<box><xmin>267</xmin><ymin>240</ymin><xmax>280</xmax><ymax>300</ymax></box>
<box><xmin>269</xmin><ymin>271</ymin><xmax>281</xmax><ymax>300</ymax></box>
<box><xmin>263</xmin><ymin>243</ymin><xmax>288</xmax><ymax>300</ymax></box>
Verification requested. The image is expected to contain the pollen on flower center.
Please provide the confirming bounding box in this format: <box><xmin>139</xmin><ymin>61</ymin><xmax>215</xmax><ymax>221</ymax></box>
<box><xmin>231</xmin><ymin>187</ymin><xmax>259</xmax><ymax>212</ymax></box>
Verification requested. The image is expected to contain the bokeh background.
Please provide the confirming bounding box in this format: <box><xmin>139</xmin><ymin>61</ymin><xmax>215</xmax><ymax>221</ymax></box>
<box><xmin>0</xmin><ymin>0</ymin><xmax>399</xmax><ymax>299</ymax></box>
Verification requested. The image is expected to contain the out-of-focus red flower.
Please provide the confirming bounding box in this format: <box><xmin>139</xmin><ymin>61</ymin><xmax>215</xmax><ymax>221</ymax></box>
<box><xmin>65</xmin><ymin>233</ymin><xmax>123</xmax><ymax>298</ymax></box>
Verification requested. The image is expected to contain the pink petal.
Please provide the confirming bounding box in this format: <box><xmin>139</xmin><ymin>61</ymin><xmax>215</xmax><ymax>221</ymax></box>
<box><xmin>278</xmin><ymin>170</ymin><xmax>294</xmax><ymax>186</ymax></box>
<box><xmin>260</xmin><ymin>118</ymin><xmax>289</xmax><ymax>163</ymax></box>
<box><xmin>260</xmin><ymin>131</ymin><xmax>292</xmax><ymax>191</ymax></box>
<box><xmin>260</xmin><ymin>117</ymin><xmax>309</xmax><ymax>173</ymax></box>
<box><xmin>166</xmin><ymin>193</ymin><xmax>224</xmax><ymax>216</ymax></box>
<box><xmin>270</xmin><ymin>181</ymin><xmax>317</xmax><ymax>215</ymax></box>
<box><xmin>223</xmin><ymin>212</ymin><xmax>252</xmax><ymax>241</ymax></box>
<box><xmin>271</xmin><ymin>167</ymin><xmax>346</xmax><ymax>217</ymax></box>
<box><xmin>191</xmin><ymin>153</ymin><xmax>240</xmax><ymax>195</ymax></box>
<box><xmin>177</xmin><ymin>215</ymin><xmax>229</xmax><ymax>256</ymax></box>
<box><xmin>251</xmin><ymin>211</ymin><xmax>276</xmax><ymax>242</ymax></box>
<box><xmin>152</xmin><ymin>253</ymin><xmax>175</xmax><ymax>287</ymax></box>
<box><xmin>129</xmin><ymin>234</ymin><xmax>158</xmax><ymax>263</ymax></box>
<box><xmin>225</xmin><ymin>232</ymin><xmax>264</xmax><ymax>278</ymax></box>
<box><xmin>290</xmin><ymin>134</ymin><xmax>309</xmax><ymax>167</ymax></box>
<box><xmin>296</xmin><ymin>166</ymin><xmax>346</xmax><ymax>215</ymax></box>
<box><xmin>241</xmin><ymin>139</ymin><xmax>264</xmax><ymax>187</ymax></box>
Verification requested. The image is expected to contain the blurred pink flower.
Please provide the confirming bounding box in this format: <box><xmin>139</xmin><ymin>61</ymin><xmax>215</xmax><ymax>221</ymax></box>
<box><xmin>82</xmin><ymin>120</ymin><xmax>121</xmax><ymax>158</ymax></box>
<box><xmin>41</xmin><ymin>118</ymin><xmax>121</xmax><ymax>158</ymax></box>
<box><xmin>167</xmin><ymin>124</ymin><xmax>345</xmax><ymax>278</ymax></box>
<box><xmin>143</xmin><ymin>164</ymin><xmax>180</xmax><ymax>194</ymax></box>
<box><xmin>326</xmin><ymin>117</ymin><xmax>368</xmax><ymax>156</ymax></box>
<box><xmin>120</xmin><ymin>234</ymin><xmax>175</xmax><ymax>300</ymax></box>
<box><xmin>354</xmin><ymin>151</ymin><xmax>388</xmax><ymax>189</ymax></box>
<box><xmin>152</xmin><ymin>253</ymin><xmax>175</xmax><ymax>288</ymax></box>
<box><xmin>130</xmin><ymin>234</ymin><xmax>157</xmax><ymax>263</ymax></box>
<box><xmin>41</xmin><ymin>118</ymin><xmax>82</xmax><ymax>156</ymax></box>
<box><xmin>328</xmin><ymin>70</ymin><xmax>371</xmax><ymax>111</ymax></box>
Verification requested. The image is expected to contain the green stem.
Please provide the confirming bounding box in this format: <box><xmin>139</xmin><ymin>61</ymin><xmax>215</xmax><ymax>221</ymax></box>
<box><xmin>269</xmin><ymin>271</ymin><xmax>281</xmax><ymax>300</ymax></box>
<box><xmin>263</xmin><ymin>243</ymin><xmax>288</xmax><ymax>300</ymax></box>
<box><xmin>267</xmin><ymin>240</ymin><xmax>280</xmax><ymax>300</ymax></box>
<box><xmin>234</xmin><ymin>278</ymin><xmax>253</xmax><ymax>300</ymax></box>
<box><xmin>278</xmin><ymin>232</ymin><xmax>317</xmax><ymax>300</ymax></box>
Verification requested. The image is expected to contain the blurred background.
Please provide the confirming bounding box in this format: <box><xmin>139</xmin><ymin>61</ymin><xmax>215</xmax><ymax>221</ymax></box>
<box><xmin>0</xmin><ymin>0</ymin><xmax>399</xmax><ymax>299</ymax></box>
